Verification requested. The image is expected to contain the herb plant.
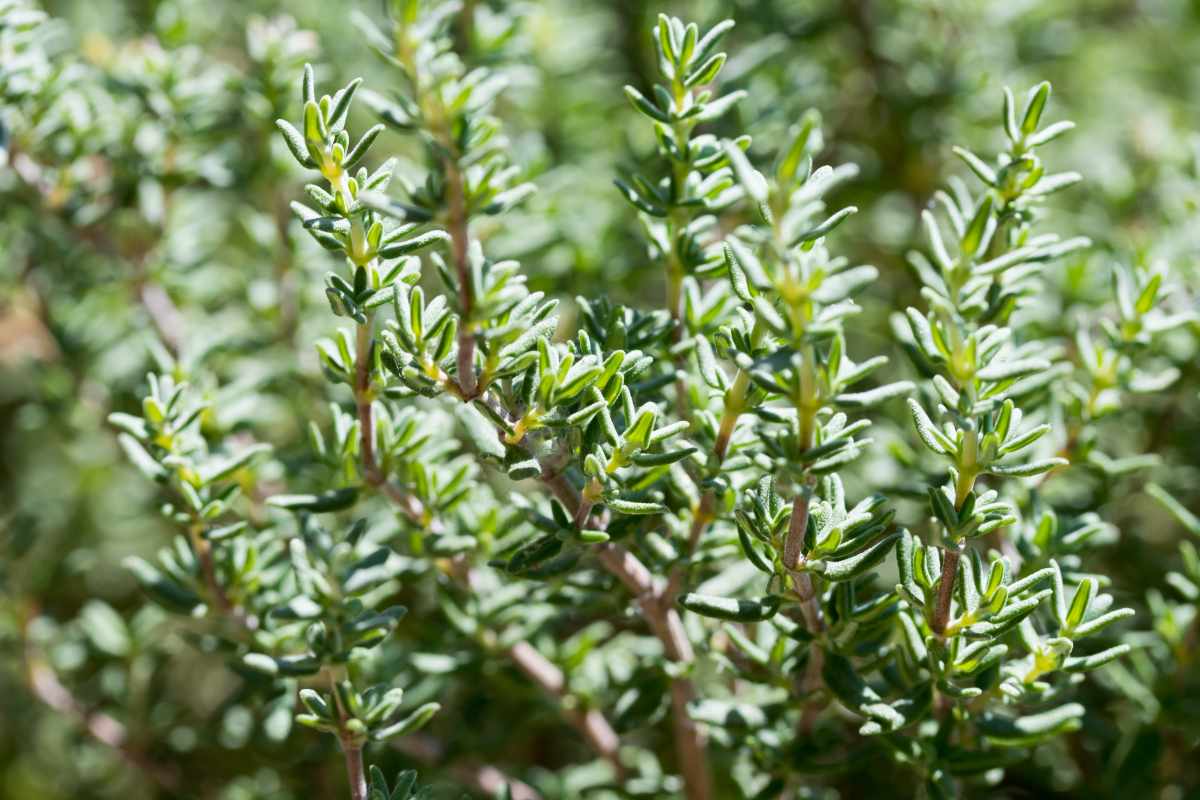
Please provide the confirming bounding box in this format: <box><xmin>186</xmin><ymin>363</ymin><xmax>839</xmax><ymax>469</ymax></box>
<box><xmin>3</xmin><ymin>1</ymin><xmax>1199</xmax><ymax>799</ymax></box>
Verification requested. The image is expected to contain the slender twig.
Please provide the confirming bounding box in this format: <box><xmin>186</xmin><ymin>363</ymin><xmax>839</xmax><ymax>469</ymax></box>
<box><xmin>798</xmin><ymin>644</ymin><xmax>825</xmax><ymax>735</ymax></box>
<box><xmin>393</xmin><ymin>734</ymin><xmax>542</xmax><ymax>800</ymax></box>
<box><xmin>932</xmin><ymin>543</ymin><xmax>962</xmax><ymax>637</ymax></box>
<box><xmin>355</xmin><ymin>319</ymin><xmax>379</xmax><ymax>477</ymax></box>
<box><xmin>363</xmin><ymin>438</ymin><xmax>625</xmax><ymax>773</ymax></box>
<box><xmin>784</xmin><ymin>489</ymin><xmax>824</xmax><ymax>635</ymax></box>
<box><xmin>138</xmin><ymin>283</ymin><xmax>185</xmax><ymax>355</ymax></box>
<box><xmin>186</xmin><ymin>521</ymin><xmax>234</xmax><ymax>617</ymax></box>
<box><xmin>664</xmin><ymin>492</ymin><xmax>714</xmax><ymax>602</ymax></box>
<box><xmin>782</xmin><ymin>488</ymin><xmax>827</xmax><ymax>735</ymax></box>
<box><xmin>544</xmin><ymin>469</ymin><xmax>712</xmax><ymax>800</ymax></box>
<box><xmin>329</xmin><ymin>671</ymin><xmax>368</xmax><ymax>800</ymax></box>
<box><xmin>933</xmin><ymin>483</ymin><xmax>973</xmax><ymax>637</ymax></box>
<box><xmin>444</xmin><ymin>148</ymin><xmax>477</xmax><ymax>400</ymax></box>
<box><xmin>668</xmin><ymin>344</ymin><xmax>762</xmax><ymax>602</ymax></box>
<box><xmin>507</xmin><ymin>641</ymin><xmax>624</xmax><ymax>775</ymax></box>
<box><xmin>23</xmin><ymin>634</ymin><xmax>179</xmax><ymax>791</ymax></box>
<box><xmin>340</xmin><ymin>740</ymin><xmax>368</xmax><ymax>800</ymax></box>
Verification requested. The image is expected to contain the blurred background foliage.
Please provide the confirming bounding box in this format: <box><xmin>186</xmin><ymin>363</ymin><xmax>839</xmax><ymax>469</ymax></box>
<box><xmin>1</xmin><ymin>0</ymin><xmax>1198</xmax><ymax>797</ymax></box>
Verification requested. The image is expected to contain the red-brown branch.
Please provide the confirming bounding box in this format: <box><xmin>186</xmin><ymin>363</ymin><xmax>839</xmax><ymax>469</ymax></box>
<box><xmin>24</xmin><ymin>644</ymin><xmax>179</xmax><ymax>791</ymax></box>
<box><xmin>544</xmin><ymin>469</ymin><xmax>711</xmax><ymax>800</ymax></box>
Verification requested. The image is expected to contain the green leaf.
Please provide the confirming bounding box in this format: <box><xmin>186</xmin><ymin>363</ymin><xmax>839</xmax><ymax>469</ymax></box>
<box><xmin>1021</xmin><ymin>81</ymin><xmax>1051</xmax><ymax>136</ymax></box>
<box><xmin>1064</xmin><ymin>578</ymin><xmax>1094</xmax><ymax>631</ymax></box>
<box><xmin>960</xmin><ymin>195</ymin><xmax>992</xmax><ymax>257</ymax></box>
<box><xmin>953</xmin><ymin>146</ymin><xmax>997</xmax><ymax>186</ymax></box>
<box><xmin>614</xmin><ymin>178</ymin><xmax>667</xmax><ymax>217</ymax></box>
<box><xmin>907</xmin><ymin>399</ymin><xmax>952</xmax><ymax>455</ymax></box>
<box><xmin>117</xmin><ymin>434</ymin><xmax>167</xmax><ymax>481</ymax></box>
<box><xmin>684</xmin><ymin>52</ymin><xmax>725</xmax><ymax>88</ymax></box>
<box><xmin>79</xmin><ymin>601</ymin><xmax>131</xmax><ymax>657</ymax></box>
<box><xmin>724</xmin><ymin>242</ymin><xmax>753</xmax><ymax>302</ymax></box>
<box><xmin>456</xmin><ymin>403</ymin><xmax>505</xmax><ymax>459</ymax></box>
<box><xmin>507</xmin><ymin>459</ymin><xmax>541</xmax><ymax>481</ymax></box>
<box><xmin>268</xmin><ymin>488</ymin><xmax>360</xmax><ymax>512</ymax></box>
<box><xmin>978</xmin><ymin>703</ymin><xmax>1084</xmax><ymax>747</ymax></box>
<box><xmin>1071</xmin><ymin>607</ymin><xmax>1134</xmax><ymax>638</ymax></box>
<box><xmin>123</xmin><ymin>557</ymin><xmax>203</xmax><ymax>613</ymax></box>
<box><xmin>631</xmin><ymin>446</ymin><xmax>696</xmax><ymax>467</ymax></box>
<box><xmin>1063</xmin><ymin>644</ymin><xmax>1132</xmax><ymax>672</ymax></box>
<box><xmin>378</xmin><ymin>230</ymin><xmax>450</xmax><ymax>259</ymax></box>
<box><xmin>345</xmin><ymin>124</ymin><xmax>384</xmax><ymax>169</ymax></box>
<box><xmin>724</xmin><ymin>141</ymin><xmax>767</xmax><ymax>204</ymax></box>
<box><xmin>815</xmin><ymin>533</ymin><xmax>900</xmax><ymax>581</ymax></box>
<box><xmin>1025</xmin><ymin>120</ymin><xmax>1075</xmax><ymax>148</ymax></box>
<box><xmin>327</xmin><ymin>77</ymin><xmax>363</xmax><ymax>132</ymax></box>
<box><xmin>276</xmin><ymin>119</ymin><xmax>314</xmax><ymax>167</ymax></box>
<box><xmin>198</xmin><ymin>443</ymin><xmax>271</xmax><ymax>485</ymax></box>
<box><xmin>833</xmin><ymin>381</ymin><xmax>913</xmax><ymax>408</ymax></box>
<box><xmin>608</xmin><ymin>498</ymin><xmax>667</xmax><ymax>515</ymax></box>
<box><xmin>1147</xmin><ymin>484</ymin><xmax>1200</xmax><ymax>537</ymax></box>
<box><xmin>371</xmin><ymin>702</ymin><xmax>441</xmax><ymax>741</ymax></box>
<box><xmin>678</xmin><ymin>592</ymin><xmax>781</xmax><ymax>621</ymax></box>
<box><xmin>303</xmin><ymin>99</ymin><xmax>324</xmax><ymax>145</ymax></box>
<box><xmin>242</xmin><ymin>653</ymin><xmax>279</xmax><ymax>675</ymax></box>
<box><xmin>976</xmin><ymin>357</ymin><xmax>1051</xmax><ymax>382</ymax></box>
<box><xmin>624</xmin><ymin>406</ymin><xmax>657</xmax><ymax>448</ymax></box>
<box><xmin>987</xmin><ymin>458</ymin><xmax>1067</xmax><ymax>478</ymax></box>
<box><xmin>624</xmin><ymin>85</ymin><xmax>670</xmax><ymax>123</ymax></box>
<box><xmin>791</xmin><ymin>206</ymin><xmax>858</xmax><ymax>246</ymax></box>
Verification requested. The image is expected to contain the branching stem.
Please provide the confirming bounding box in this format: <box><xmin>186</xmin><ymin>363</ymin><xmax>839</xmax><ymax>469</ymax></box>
<box><xmin>544</xmin><ymin>469</ymin><xmax>711</xmax><ymax>800</ymax></box>
<box><xmin>932</xmin><ymin>543</ymin><xmax>962</xmax><ymax>637</ymax></box>
<box><xmin>330</xmin><ymin>671</ymin><xmax>368</xmax><ymax>800</ymax></box>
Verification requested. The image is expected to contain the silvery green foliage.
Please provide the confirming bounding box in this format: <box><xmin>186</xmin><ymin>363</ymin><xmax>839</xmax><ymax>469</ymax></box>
<box><xmin>107</xmin><ymin>9</ymin><xmax>1141</xmax><ymax>799</ymax></box>
<box><xmin>109</xmin><ymin>371</ymin><xmax>440</xmax><ymax>750</ymax></box>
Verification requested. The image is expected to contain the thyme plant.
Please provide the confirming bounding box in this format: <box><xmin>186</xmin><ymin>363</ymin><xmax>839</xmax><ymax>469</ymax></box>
<box><xmin>4</xmin><ymin>1</ymin><xmax>1200</xmax><ymax>799</ymax></box>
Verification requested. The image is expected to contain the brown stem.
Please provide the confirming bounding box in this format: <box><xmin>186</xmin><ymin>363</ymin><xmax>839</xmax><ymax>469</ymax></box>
<box><xmin>798</xmin><ymin>645</ymin><xmax>825</xmax><ymax>734</ymax></box>
<box><xmin>396</xmin><ymin>412</ymin><xmax>707</xmax><ymax>794</ymax></box>
<box><xmin>784</xmin><ymin>491</ymin><xmax>824</xmax><ymax>633</ymax></box>
<box><xmin>24</xmin><ymin>643</ymin><xmax>179</xmax><ymax>791</ymax></box>
<box><xmin>355</xmin><ymin>320</ymin><xmax>378</xmax><ymax>478</ymax></box>
<box><xmin>593</xmin><ymin>543</ymin><xmax>710</xmax><ymax>800</ymax></box>
<box><xmin>340</xmin><ymin>740</ymin><xmax>368</xmax><ymax>800</ymax></box>
<box><xmin>932</xmin><ymin>544</ymin><xmax>961</xmax><ymax>637</ymax></box>
<box><xmin>184</xmin><ymin>519</ymin><xmax>254</xmax><ymax>629</ymax></box>
<box><xmin>444</xmin><ymin>159</ymin><xmax>477</xmax><ymax>399</ymax></box>
<box><xmin>393</xmin><ymin>735</ymin><xmax>542</xmax><ymax>799</ymax></box>
<box><xmin>138</xmin><ymin>283</ymin><xmax>185</xmax><ymax>355</ymax></box>
<box><xmin>782</xmin><ymin>490</ymin><xmax>826</xmax><ymax>734</ymax></box>
<box><xmin>330</xmin><ymin>672</ymin><xmax>368</xmax><ymax>800</ymax></box>
<box><xmin>783</xmin><ymin>491</ymin><xmax>810</xmax><ymax>576</ymax></box>
<box><xmin>507</xmin><ymin>641</ymin><xmax>624</xmax><ymax>776</ymax></box>
<box><xmin>664</xmin><ymin>494</ymin><xmax>715</xmax><ymax>601</ymax></box>
<box><xmin>550</xmin><ymin>467</ymin><xmax>710</xmax><ymax>800</ymax></box>
<box><xmin>376</xmin><ymin>478</ymin><xmax>626</xmax><ymax>774</ymax></box>
<box><xmin>572</xmin><ymin>479</ymin><xmax>600</xmax><ymax>530</ymax></box>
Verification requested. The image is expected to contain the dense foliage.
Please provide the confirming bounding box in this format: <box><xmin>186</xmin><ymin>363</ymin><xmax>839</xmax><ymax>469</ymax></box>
<box><xmin>2</xmin><ymin>1</ymin><xmax>1199</xmax><ymax>798</ymax></box>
